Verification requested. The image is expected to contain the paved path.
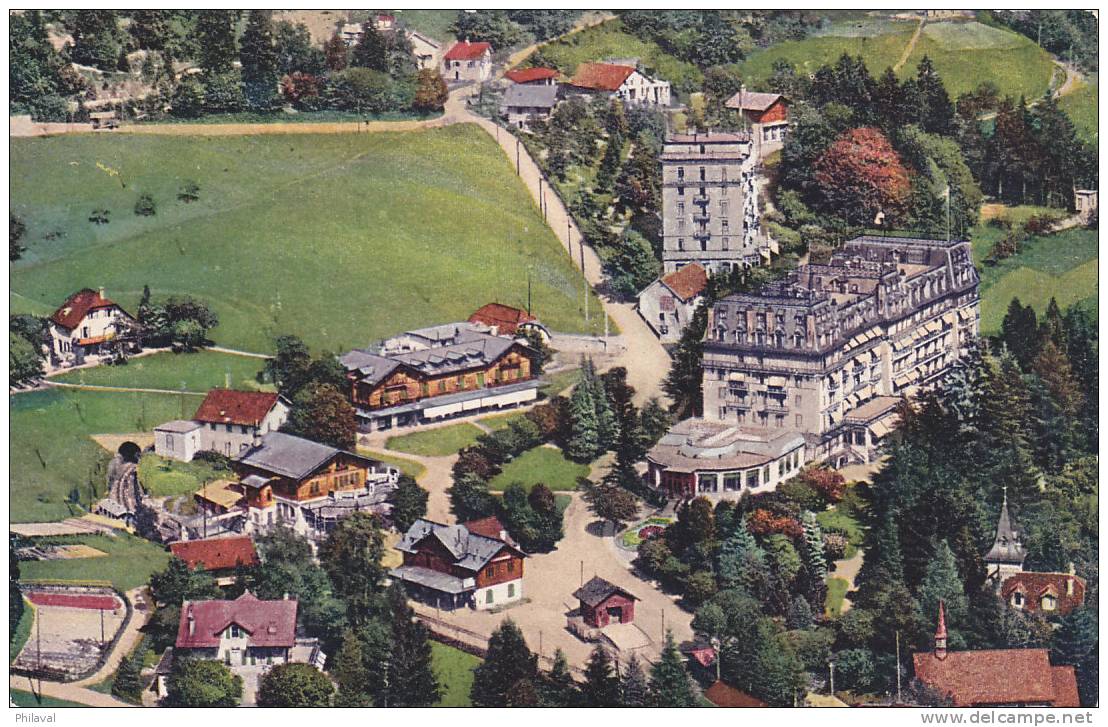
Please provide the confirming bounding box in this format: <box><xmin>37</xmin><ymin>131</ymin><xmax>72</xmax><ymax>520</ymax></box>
<box><xmin>9</xmin><ymin>587</ymin><xmax>151</xmax><ymax>708</ymax></box>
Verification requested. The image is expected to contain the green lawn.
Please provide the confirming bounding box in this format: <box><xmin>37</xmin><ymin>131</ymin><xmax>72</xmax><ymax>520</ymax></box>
<box><xmin>10</xmin><ymin>388</ymin><xmax>198</xmax><ymax>523</ymax></box>
<box><xmin>825</xmin><ymin>577</ymin><xmax>850</xmax><ymax>618</ymax></box>
<box><xmin>539</xmin><ymin>368</ymin><xmax>581</xmax><ymax>398</ymax></box>
<box><xmin>478</xmin><ymin>410</ymin><xmax>527</xmax><ymax>431</ymax></box>
<box><xmin>1059</xmin><ymin>72</ymin><xmax>1098</xmax><ymax>143</ymax></box>
<box><xmin>816</xmin><ymin>508</ymin><xmax>864</xmax><ymax>561</ymax></box>
<box><xmin>431</xmin><ymin>641</ymin><xmax>481</xmax><ymax>707</ymax></box>
<box><xmin>738</xmin><ymin>27</ymin><xmax>913</xmax><ymax>86</ymax></box>
<box><xmin>529</xmin><ymin>18</ymin><xmax>702</xmax><ymax>92</ymax></box>
<box><xmin>9</xmin><ymin>690</ymin><xmax>89</xmax><ymax>708</ymax></box>
<box><xmin>10</xmin><ymin>126</ymin><xmax>607</xmax><ymax>355</ymax></box>
<box><xmin>18</xmin><ymin>533</ymin><xmax>171</xmax><ymax>592</ymax></box>
<box><xmin>385</xmin><ymin>422</ymin><xmax>485</xmax><ymax>457</ymax></box>
<box><xmin>136</xmin><ymin>452</ymin><xmax>234</xmax><ymax>498</ymax></box>
<box><xmin>489</xmin><ymin>445</ymin><xmax>590</xmax><ymax>492</ymax></box>
<box><xmin>10</xmin><ymin>599</ymin><xmax>33</xmax><ymax>664</ymax></box>
<box><xmin>53</xmin><ymin>350</ymin><xmax>270</xmax><ymax>392</ymax></box>
<box><xmin>976</xmin><ymin>227</ymin><xmax>1098</xmax><ymax>333</ymax></box>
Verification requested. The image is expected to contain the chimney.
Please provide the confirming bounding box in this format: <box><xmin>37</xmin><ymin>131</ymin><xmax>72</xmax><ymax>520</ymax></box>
<box><xmin>98</xmin><ymin>287</ymin><xmax>106</xmax><ymax>299</ymax></box>
<box><xmin>934</xmin><ymin>600</ymin><xmax>948</xmax><ymax>660</ymax></box>
<box><xmin>187</xmin><ymin>604</ymin><xmax>195</xmax><ymax>636</ymax></box>
<box><xmin>500</xmin><ymin>529</ymin><xmax>508</xmax><ymax>542</ymax></box>
<box><xmin>283</xmin><ymin>592</ymin><xmax>290</xmax><ymax>601</ymax></box>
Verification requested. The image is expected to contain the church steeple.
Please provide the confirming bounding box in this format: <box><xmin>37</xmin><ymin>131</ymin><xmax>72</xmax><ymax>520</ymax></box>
<box><xmin>983</xmin><ymin>487</ymin><xmax>1027</xmax><ymax>587</ymax></box>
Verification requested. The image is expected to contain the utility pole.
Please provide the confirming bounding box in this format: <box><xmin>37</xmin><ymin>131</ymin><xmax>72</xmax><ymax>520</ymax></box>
<box><xmin>100</xmin><ymin>607</ymin><xmax>106</xmax><ymax>646</ymax></box>
<box><xmin>580</xmin><ymin>560</ymin><xmax>584</xmax><ymax>586</ymax></box>
<box><xmin>527</xmin><ymin>267</ymin><xmax>532</xmax><ymax>316</ymax></box>
<box><xmin>829</xmin><ymin>660</ymin><xmax>836</xmax><ymax>695</ymax></box>
<box><xmin>896</xmin><ymin>630</ymin><xmax>902</xmax><ymax>704</ymax></box>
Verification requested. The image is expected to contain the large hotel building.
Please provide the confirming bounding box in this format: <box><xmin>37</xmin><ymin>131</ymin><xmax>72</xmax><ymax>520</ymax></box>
<box><xmin>646</xmin><ymin>235</ymin><xmax>980</xmax><ymax>500</ymax></box>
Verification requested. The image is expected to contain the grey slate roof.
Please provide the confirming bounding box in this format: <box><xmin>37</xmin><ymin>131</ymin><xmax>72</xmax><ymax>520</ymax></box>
<box><xmin>395</xmin><ymin>518</ymin><xmax>524</xmax><ymax>572</ymax></box>
<box><xmin>984</xmin><ymin>493</ymin><xmax>1028</xmax><ymax>565</ymax></box>
<box><xmin>389</xmin><ymin>565</ymin><xmax>470</xmax><ymax>594</ymax></box>
<box><xmin>724</xmin><ymin>90</ymin><xmax>784</xmax><ymax>111</ymax></box>
<box><xmin>500</xmin><ymin>84</ymin><xmax>559</xmax><ymax>110</ymax></box>
<box><xmin>342</xmin><ymin>330</ymin><xmax>520</xmax><ymax>388</ymax></box>
<box><xmin>155</xmin><ymin>419</ymin><xmax>202</xmax><ymax>433</ymax></box>
<box><xmin>573</xmin><ymin>576</ymin><xmax>637</xmax><ymax>608</ymax></box>
<box><xmin>235</xmin><ymin>432</ymin><xmax>375</xmax><ymax>480</ymax></box>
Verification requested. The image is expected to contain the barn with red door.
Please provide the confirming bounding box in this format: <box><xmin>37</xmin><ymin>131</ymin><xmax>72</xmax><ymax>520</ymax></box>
<box><xmin>573</xmin><ymin>576</ymin><xmax>638</xmax><ymax>628</ymax></box>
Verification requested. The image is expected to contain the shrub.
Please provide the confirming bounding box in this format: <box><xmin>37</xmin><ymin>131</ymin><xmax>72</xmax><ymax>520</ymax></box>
<box><xmin>778</xmin><ymin>478</ymin><xmax>822</xmax><ymax>511</ymax></box>
<box><xmin>823</xmin><ymin>533</ymin><xmax>848</xmax><ymax>561</ymax></box>
<box><xmin>89</xmin><ymin>208</ymin><xmax>111</xmax><ymax>225</ymax></box>
<box><xmin>134</xmin><ymin>193</ymin><xmax>156</xmax><ymax>217</ymax></box>
<box><xmin>684</xmin><ymin>570</ymin><xmax>718</xmax><ymax>607</ymax></box>
<box><xmin>1025</xmin><ymin>213</ymin><xmax>1061</xmax><ymax>235</ymax></box>
<box><xmin>747</xmin><ymin>508</ymin><xmax>803</xmax><ymax>539</ymax></box>
<box><xmin>178</xmin><ymin>182</ymin><xmax>200</xmax><ymax>203</ymax></box>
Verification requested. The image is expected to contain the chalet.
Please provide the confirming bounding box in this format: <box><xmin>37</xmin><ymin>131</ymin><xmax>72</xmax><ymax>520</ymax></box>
<box><xmin>341</xmin><ymin>323</ymin><xmax>540</xmax><ymax>432</ymax></box>
<box><xmin>170</xmin><ymin>535</ymin><xmax>259</xmax><ymax>586</ymax></box>
<box><xmin>468</xmin><ymin>302</ymin><xmax>549</xmax><ymax>339</ymax></box>
<box><xmin>566</xmin><ymin>62</ymin><xmax>670</xmax><ymax>107</ymax></box>
<box><xmin>443</xmin><ymin>40</ymin><xmax>492</xmax><ymax>83</ymax></box>
<box><xmin>1001</xmin><ymin>571</ymin><xmax>1086</xmax><ymax>617</ymax></box>
<box><xmin>192</xmin><ymin>389</ymin><xmax>291</xmax><ymax>458</ymax></box>
<box><xmin>232</xmin><ymin>432</ymin><xmax>398</xmax><ymax>539</ymax></box>
<box><xmin>504</xmin><ymin>67</ymin><xmax>559</xmax><ymax>86</ymax></box>
<box><xmin>724</xmin><ymin>87</ymin><xmax>789</xmax><ymax>154</ymax></box>
<box><xmin>572</xmin><ymin>576</ymin><xmax>638</xmax><ymax>628</ymax></box>
<box><xmin>390</xmin><ymin>517</ymin><xmax>526</xmax><ymax>610</ymax></box>
<box><xmin>48</xmin><ymin>288</ymin><xmax>137</xmax><ymax>365</ymax></box>
<box><xmin>499</xmin><ymin>84</ymin><xmax>559</xmax><ymax>131</ymax></box>
<box><xmin>911</xmin><ymin>602</ymin><xmax>1081</xmax><ymax>707</ymax></box>
<box><xmin>637</xmin><ymin>262</ymin><xmax>708</xmax><ymax>343</ymax></box>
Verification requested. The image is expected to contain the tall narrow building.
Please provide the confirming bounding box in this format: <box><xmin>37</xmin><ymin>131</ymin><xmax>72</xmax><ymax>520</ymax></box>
<box><xmin>659</xmin><ymin>131</ymin><xmax>767</xmax><ymax>274</ymax></box>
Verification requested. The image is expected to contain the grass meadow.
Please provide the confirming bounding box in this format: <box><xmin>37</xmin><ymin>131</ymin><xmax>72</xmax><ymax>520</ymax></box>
<box><xmin>53</xmin><ymin>350</ymin><xmax>269</xmax><ymax>392</ymax></box>
<box><xmin>385</xmin><ymin>422</ymin><xmax>485</xmax><ymax>457</ymax></box>
<box><xmin>488</xmin><ymin>445</ymin><xmax>590</xmax><ymax>492</ymax></box>
<box><xmin>431</xmin><ymin>641</ymin><xmax>481</xmax><ymax>707</ymax></box>
<box><xmin>18</xmin><ymin>532</ymin><xmax>171</xmax><ymax>592</ymax></box>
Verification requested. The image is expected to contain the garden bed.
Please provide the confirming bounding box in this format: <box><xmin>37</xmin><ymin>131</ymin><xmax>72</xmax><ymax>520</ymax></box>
<box><xmin>619</xmin><ymin>515</ymin><xmax>674</xmax><ymax>549</ymax></box>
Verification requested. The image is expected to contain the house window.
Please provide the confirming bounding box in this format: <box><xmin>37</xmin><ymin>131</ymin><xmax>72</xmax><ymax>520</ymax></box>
<box><xmin>225</xmin><ymin>424</ymin><xmax>233</xmax><ymax>433</ymax></box>
<box><xmin>1011</xmin><ymin>591</ymin><xmax>1024</xmax><ymax>608</ymax></box>
<box><xmin>485</xmin><ymin>565</ymin><xmax>495</xmax><ymax>578</ymax></box>
<box><xmin>486</xmin><ymin>590</ymin><xmax>494</xmax><ymax>604</ymax></box>
<box><xmin>507</xmin><ymin>583</ymin><xmax>515</xmax><ymax>598</ymax></box>
<box><xmin>456</xmin><ymin>375</ymin><xmax>464</xmax><ymax>388</ymax></box>
<box><xmin>677</xmin><ymin>202</ymin><xmax>685</xmax><ymax>215</ymax></box>
<box><xmin>477</xmin><ymin>372</ymin><xmax>486</xmax><ymax>387</ymax></box>
<box><xmin>438</xmin><ymin>380</ymin><xmax>446</xmax><ymax>393</ymax></box>
<box><xmin>240</xmin><ymin>425</ymin><xmax>248</xmax><ymax>434</ymax></box>
<box><xmin>421</xmin><ymin>382</ymin><xmax>429</xmax><ymax>397</ymax></box>
<box><xmin>677</xmin><ymin>238</ymin><xmax>684</xmax><ymax>251</ymax></box>
<box><xmin>677</xmin><ymin>167</ymin><xmax>684</xmax><ymax>180</ymax></box>
<box><xmin>229</xmin><ymin>625</ymin><xmax>241</xmax><ymax>638</ymax></box>
<box><xmin>507</xmin><ymin>560</ymin><xmax>515</xmax><ymax>572</ymax></box>
<box><xmin>678</xmin><ymin>186</ymin><xmax>684</xmax><ymax>196</ymax></box>
<box><xmin>166</xmin><ymin>434</ymin><xmax>175</xmax><ymax>449</ymax></box>
<box><xmin>699</xmin><ymin>166</ymin><xmax>706</xmax><ymax>181</ymax></box>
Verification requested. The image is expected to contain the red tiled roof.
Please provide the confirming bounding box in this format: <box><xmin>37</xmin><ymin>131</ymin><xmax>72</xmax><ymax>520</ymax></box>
<box><xmin>445</xmin><ymin>41</ymin><xmax>491</xmax><ymax>61</ymax></box>
<box><xmin>660</xmin><ymin>263</ymin><xmax>708</xmax><ymax>301</ymax></box>
<box><xmin>505</xmin><ymin>67</ymin><xmax>559</xmax><ymax>84</ymax></box>
<box><xmin>170</xmin><ymin>535</ymin><xmax>259</xmax><ymax>572</ymax></box>
<box><xmin>686</xmin><ymin>645</ymin><xmax>716</xmax><ymax>668</ymax></box>
<box><xmin>177</xmin><ymin>591</ymin><xmax>297</xmax><ymax>649</ymax></box>
<box><xmin>468</xmin><ymin>303</ymin><xmax>537</xmax><ymax>335</ymax></box>
<box><xmin>1001</xmin><ymin>571</ymin><xmax>1086</xmax><ymax>615</ymax></box>
<box><xmin>704</xmin><ymin>681</ymin><xmax>768</xmax><ymax>708</ymax></box>
<box><xmin>569</xmin><ymin>62</ymin><xmax>635</xmax><ymax>92</ymax></box>
<box><xmin>1051</xmin><ymin>666</ymin><xmax>1081</xmax><ymax>708</ymax></box>
<box><xmin>26</xmin><ymin>592</ymin><xmax>121</xmax><ymax>611</ymax></box>
<box><xmin>50</xmin><ymin>288</ymin><xmax>129</xmax><ymax>330</ymax></box>
<box><xmin>463</xmin><ymin>515</ymin><xmax>508</xmax><ymax>541</ymax></box>
<box><xmin>912</xmin><ymin>648</ymin><xmax>1068</xmax><ymax>706</ymax></box>
<box><xmin>193</xmin><ymin>389</ymin><xmax>281</xmax><ymax>427</ymax></box>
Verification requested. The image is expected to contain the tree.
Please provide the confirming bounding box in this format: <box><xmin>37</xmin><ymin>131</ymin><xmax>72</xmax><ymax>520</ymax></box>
<box><xmin>801</xmin><ymin>510</ymin><xmax>828</xmax><ymax>582</ymax></box>
<box><xmin>324</xmin><ymin>32</ymin><xmax>348</xmax><ymax>72</ymax></box>
<box><xmin>1052</xmin><ymin>607</ymin><xmax>1098</xmax><ymax>706</ymax></box>
<box><xmin>69</xmin><ymin>10</ymin><xmax>125</xmax><ymax>71</ymax></box>
<box><xmin>263</xmin><ymin>334</ymin><xmax>311</xmax><ymax>393</ymax></box>
<box><xmin>813</xmin><ymin>126</ymin><xmax>911</xmax><ymax>225</ymax></box>
<box><xmin>386</xmin><ymin>475</ymin><xmax>428</xmax><ymax>532</ymax></box>
<box><xmin>257</xmin><ymin>663</ymin><xmax>334</xmax><ymax>707</ymax></box>
<box><xmin>451</xmin><ymin>10</ymin><xmax>523</xmax><ymax>49</ymax></box>
<box><xmin>620</xmin><ymin>653</ymin><xmax>650</xmax><ymax>706</ymax></box>
<box><xmin>195</xmin><ymin>10</ymin><xmax>240</xmax><ymax>74</ymax></box>
<box><xmin>10</xmin><ymin>332</ymin><xmax>44</xmax><ymax>386</ymax></box>
<box><xmin>384</xmin><ymin>583</ymin><xmax>440</xmax><ymax>706</ymax></box>
<box><xmin>165</xmin><ymin>659</ymin><xmax>242</xmax><ymax>707</ymax></box>
<box><xmin>663</xmin><ymin>303</ymin><xmax>708</xmax><ymax>418</ymax></box>
<box><xmin>1000</xmin><ymin>298</ymin><xmax>1040</xmax><ymax>369</ymax></box>
<box><xmin>542</xmin><ymin>649</ymin><xmax>580</xmax><ymax>706</ymax></box>
<box><xmin>9</xmin><ymin>538</ymin><xmax>23</xmax><ymax>637</ymax></box>
<box><xmin>413</xmin><ymin>69</ymin><xmax>448</xmax><ymax>113</ymax></box>
<box><xmin>129</xmin><ymin>10</ymin><xmax>172</xmax><ymax>51</ymax></box>
<box><xmin>583</xmin><ymin>481</ymin><xmax>639</xmax><ymax>535</ymax></box>
<box><xmin>150</xmin><ymin>557</ymin><xmax>220</xmax><ymax>606</ymax></box>
<box><xmin>582</xmin><ymin>644</ymin><xmax>621</xmax><ymax>706</ymax></box>
<box><xmin>649</xmin><ymin>631</ymin><xmax>696</xmax><ymax>707</ymax></box>
<box><xmin>332</xmin><ymin>628</ymin><xmax>371</xmax><ymax>706</ymax></box>
<box><xmin>470</xmin><ymin>619</ymin><xmax>538</xmax><ymax>707</ymax></box>
<box><xmin>240</xmin><ymin>10</ymin><xmax>280</xmax><ymax>110</ymax></box>
<box><xmin>914</xmin><ymin>56</ymin><xmax>955</xmax><ymax>135</ymax></box>
<box><xmin>10</xmin><ymin>214</ymin><xmax>26</xmax><ymax>261</ymax></box>
<box><xmin>352</xmin><ymin>24</ymin><xmax>387</xmax><ymax>71</ymax></box>
<box><xmin>448</xmin><ymin>472</ymin><xmax>498</xmax><ymax>522</ymax></box>
<box><xmin>283</xmin><ymin>383</ymin><xmax>356</xmax><ymax>450</ymax></box>
<box><xmin>274</xmin><ymin>20</ymin><xmax>325</xmax><ymax>76</ymax></box>
<box><xmin>11</xmin><ymin>11</ymin><xmax>84</xmax><ymax>119</ymax></box>
<box><xmin>566</xmin><ymin>370</ymin><xmax>600</xmax><ymax>461</ymax></box>
<box><xmin>319</xmin><ymin>512</ymin><xmax>385</xmax><ymax>623</ymax></box>
<box><xmin>110</xmin><ymin>646</ymin><xmax>146</xmax><ymax>704</ymax></box>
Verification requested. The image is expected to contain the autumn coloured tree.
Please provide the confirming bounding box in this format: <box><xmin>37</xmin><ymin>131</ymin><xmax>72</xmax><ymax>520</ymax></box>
<box><xmin>813</xmin><ymin>127</ymin><xmax>911</xmax><ymax>226</ymax></box>
<box><xmin>413</xmin><ymin>69</ymin><xmax>449</xmax><ymax>113</ymax></box>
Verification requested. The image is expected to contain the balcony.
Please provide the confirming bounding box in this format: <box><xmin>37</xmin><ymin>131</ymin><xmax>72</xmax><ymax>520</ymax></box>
<box><xmin>692</xmin><ymin>195</ymin><xmax>710</xmax><ymax>206</ymax></box>
<box><xmin>692</xmin><ymin>230</ymin><xmax>711</xmax><ymax>242</ymax></box>
<box><xmin>761</xmin><ymin>401</ymin><xmax>788</xmax><ymax>414</ymax></box>
<box><xmin>693</xmin><ymin>214</ymin><xmax>711</xmax><ymax>224</ymax></box>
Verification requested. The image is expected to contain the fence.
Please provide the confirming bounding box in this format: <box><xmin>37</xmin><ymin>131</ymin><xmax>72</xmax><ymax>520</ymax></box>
<box><xmin>548</xmin><ymin>332</ymin><xmax>626</xmax><ymax>356</ymax></box>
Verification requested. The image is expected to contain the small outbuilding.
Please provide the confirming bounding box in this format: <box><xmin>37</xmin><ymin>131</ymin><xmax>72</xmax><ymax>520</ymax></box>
<box><xmin>572</xmin><ymin>576</ymin><xmax>638</xmax><ymax>628</ymax></box>
<box><xmin>154</xmin><ymin>419</ymin><xmax>203</xmax><ymax>462</ymax></box>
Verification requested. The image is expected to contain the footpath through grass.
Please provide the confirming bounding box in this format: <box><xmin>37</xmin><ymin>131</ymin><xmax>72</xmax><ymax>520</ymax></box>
<box><xmin>385</xmin><ymin>422</ymin><xmax>485</xmax><ymax>457</ymax></box>
<box><xmin>431</xmin><ymin>641</ymin><xmax>481</xmax><ymax>707</ymax></box>
<box><xmin>18</xmin><ymin>532</ymin><xmax>171</xmax><ymax>592</ymax></box>
<box><xmin>489</xmin><ymin>446</ymin><xmax>589</xmax><ymax>492</ymax></box>
<box><xmin>10</xmin><ymin>125</ymin><xmax>607</xmax><ymax>355</ymax></box>
<box><xmin>52</xmin><ymin>350</ymin><xmax>270</xmax><ymax>393</ymax></box>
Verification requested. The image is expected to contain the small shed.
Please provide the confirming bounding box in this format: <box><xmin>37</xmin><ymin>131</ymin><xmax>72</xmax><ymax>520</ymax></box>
<box><xmin>1075</xmin><ymin>189</ymin><xmax>1098</xmax><ymax>222</ymax></box>
<box><xmin>154</xmin><ymin>419</ymin><xmax>203</xmax><ymax>462</ymax></box>
<box><xmin>89</xmin><ymin>110</ymin><xmax>118</xmax><ymax>130</ymax></box>
<box><xmin>572</xmin><ymin>576</ymin><xmax>638</xmax><ymax>628</ymax></box>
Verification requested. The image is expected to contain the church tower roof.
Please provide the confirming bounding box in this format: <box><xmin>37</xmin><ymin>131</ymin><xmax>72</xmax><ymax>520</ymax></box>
<box><xmin>984</xmin><ymin>488</ymin><xmax>1027</xmax><ymax>566</ymax></box>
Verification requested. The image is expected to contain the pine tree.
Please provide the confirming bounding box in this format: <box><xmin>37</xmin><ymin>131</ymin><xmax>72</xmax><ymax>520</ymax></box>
<box><xmin>566</xmin><ymin>368</ymin><xmax>600</xmax><ymax>461</ymax></box>
<box><xmin>332</xmin><ymin>628</ymin><xmax>371</xmax><ymax>706</ymax></box>
<box><xmin>240</xmin><ymin>10</ymin><xmax>279</xmax><ymax>110</ymax></box>
<box><xmin>582</xmin><ymin>644</ymin><xmax>621</xmax><ymax>706</ymax></box>
<box><xmin>1033</xmin><ymin>339</ymin><xmax>1083</xmax><ymax>417</ymax></box>
<box><xmin>324</xmin><ymin>32</ymin><xmax>348</xmax><ymax>71</ymax></box>
<box><xmin>541</xmin><ymin>649</ymin><xmax>580</xmax><ymax>706</ymax></box>
<box><xmin>471</xmin><ymin>619</ymin><xmax>539</xmax><ymax>707</ymax></box>
<box><xmin>663</xmin><ymin>303</ymin><xmax>708</xmax><ymax>418</ymax></box>
<box><xmin>716</xmin><ymin>517</ymin><xmax>770</xmax><ymax>600</ymax></box>
<box><xmin>111</xmin><ymin>648</ymin><xmax>146</xmax><ymax>703</ymax></box>
<box><xmin>352</xmin><ymin>24</ymin><xmax>387</xmax><ymax>71</ymax></box>
<box><xmin>915</xmin><ymin>55</ymin><xmax>955</xmax><ymax>135</ymax></box>
<box><xmin>195</xmin><ymin>10</ymin><xmax>240</xmax><ymax>74</ymax></box>
<box><xmin>1052</xmin><ymin>607</ymin><xmax>1098</xmax><ymax>706</ymax></box>
<box><xmin>1039</xmin><ymin>297</ymin><xmax>1068</xmax><ymax>350</ymax></box>
<box><xmin>385</xmin><ymin>583</ymin><xmax>440</xmax><ymax>706</ymax></box>
<box><xmin>917</xmin><ymin>540</ymin><xmax>968</xmax><ymax>630</ymax></box>
<box><xmin>1000</xmin><ymin>298</ymin><xmax>1040</xmax><ymax>370</ymax></box>
<box><xmin>592</xmin><ymin>363</ymin><xmax>619</xmax><ymax>453</ymax></box>
<box><xmin>801</xmin><ymin>510</ymin><xmax>828</xmax><ymax>581</ymax></box>
<box><xmin>620</xmin><ymin>653</ymin><xmax>650</xmax><ymax>706</ymax></box>
<box><xmin>649</xmin><ymin>631</ymin><xmax>696</xmax><ymax>707</ymax></box>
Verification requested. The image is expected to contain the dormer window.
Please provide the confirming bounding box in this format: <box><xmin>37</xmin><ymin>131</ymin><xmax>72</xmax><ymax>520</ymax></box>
<box><xmin>1011</xmin><ymin>591</ymin><xmax>1024</xmax><ymax>608</ymax></box>
<box><xmin>1041</xmin><ymin>594</ymin><xmax>1057</xmax><ymax>611</ymax></box>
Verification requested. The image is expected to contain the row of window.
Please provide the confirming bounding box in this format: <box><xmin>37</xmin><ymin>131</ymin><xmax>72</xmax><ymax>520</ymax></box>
<box><xmin>483</xmin><ymin>559</ymin><xmax>517</xmax><ymax>579</ymax></box>
<box><xmin>484</xmin><ymin>582</ymin><xmax>516</xmax><ymax>603</ymax></box>
<box><xmin>693</xmin><ymin>449</ymin><xmax>802</xmax><ymax>493</ymax></box>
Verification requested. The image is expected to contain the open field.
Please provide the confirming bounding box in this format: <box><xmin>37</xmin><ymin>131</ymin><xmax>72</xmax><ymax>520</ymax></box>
<box><xmin>136</xmin><ymin>453</ymin><xmax>233</xmax><ymax>498</ymax></box>
<box><xmin>53</xmin><ymin>350</ymin><xmax>269</xmax><ymax>392</ymax></box>
<box><xmin>18</xmin><ymin>533</ymin><xmax>170</xmax><ymax>592</ymax></box>
<box><xmin>390</xmin><ymin>9</ymin><xmax>457</xmax><ymax>42</ymax></box>
<box><xmin>10</xmin><ymin>690</ymin><xmax>89</xmax><ymax>708</ymax></box>
<box><xmin>488</xmin><ymin>446</ymin><xmax>590</xmax><ymax>492</ymax></box>
<box><xmin>10</xmin><ymin>388</ymin><xmax>196</xmax><ymax>523</ymax></box>
<box><xmin>528</xmin><ymin>18</ymin><xmax>702</xmax><ymax>92</ymax></box>
<box><xmin>10</xmin><ymin>126</ymin><xmax>607</xmax><ymax>355</ymax></box>
<box><xmin>975</xmin><ymin>227</ymin><xmax>1098</xmax><ymax>333</ymax></box>
<box><xmin>385</xmin><ymin>422</ymin><xmax>484</xmax><ymax>457</ymax></box>
<box><xmin>1059</xmin><ymin>72</ymin><xmax>1098</xmax><ymax>143</ymax></box>
<box><xmin>737</xmin><ymin>20</ymin><xmax>1053</xmax><ymax>101</ymax></box>
<box><xmin>431</xmin><ymin>641</ymin><xmax>480</xmax><ymax>707</ymax></box>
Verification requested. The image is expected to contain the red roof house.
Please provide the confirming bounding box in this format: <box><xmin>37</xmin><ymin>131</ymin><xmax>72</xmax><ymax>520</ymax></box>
<box><xmin>468</xmin><ymin>303</ymin><xmax>542</xmax><ymax>336</ymax></box>
<box><xmin>444</xmin><ymin>40</ymin><xmax>491</xmax><ymax>61</ymax></box>
<box><xmin>724</xmin><ymin>89</ymin><xmax>789</xmax><ymax>125</ymax></box>
<box><xmin>912</xmin><ymin>602</ymin><xmax>1081</xmax><ymax>707</ymax></box>
<box><xmin>660</xmin><ymin>263</ymin><xmax>708</xmax><ymax>302</ymax></box>
<box><xmin>176</xmin><ymin>591</ymin><xmax>297</xmax><ymax>651</ymax></box>
<box><xmin>50</xmin><ymin>288</ymin><xmax>132</xmax><ymax>330</ymax></box>
<box><xmin>193</xmin><ymin>390</ymin><xmax>284</xmax><ymax>427</ymax></box>
<box><xmin>1001</xmin><ymin>571</ymin><xmax>1086</xmax><ymax>616</ymax></box>
<box><xmin>505</xmin><ymin>67</ymin><xmax>559</xmax><ymax>85</ymax></box>
<box><xmin>569</xmin><ymin>62</ymin><xmax>636</xmax><ymax>92</ymax></box>
<box><xmin>170</xmin><ymin>535</ymin><xmax>259</xmax><ymax>573</ymax></box>
<box><xmin>572</xmin><ymin>576</ymin><xmax>638</xmax><ymax>628</ymax></box>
